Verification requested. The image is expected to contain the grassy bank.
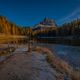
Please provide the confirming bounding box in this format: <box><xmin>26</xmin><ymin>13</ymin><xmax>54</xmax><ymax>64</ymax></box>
<box><xmin>31</xmin><ymin>46</ymin><xmax>80</xmax><ymax>80</ymax></box>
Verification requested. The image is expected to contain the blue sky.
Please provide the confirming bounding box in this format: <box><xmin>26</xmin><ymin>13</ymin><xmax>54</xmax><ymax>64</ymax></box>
<box><xmin>0</xmin><ymin>0</ymin><xmax>80</xmax><ymax>26</ymax></box>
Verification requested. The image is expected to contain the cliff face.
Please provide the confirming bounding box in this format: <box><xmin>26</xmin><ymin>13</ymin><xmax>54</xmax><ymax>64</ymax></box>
<box><xmin>33</xmin><ymin>18</ymin><xmax>57</xmax><ymax>31</ymax></box>
<box><xmin>0</xmin><ymin>16</ymin><xmax>24</xmax><ymax>35</ymax></box>
<box><xmin>39</xmin><ymin>18</ymin><xmax>57</xmax><ymax>27</ymax></box>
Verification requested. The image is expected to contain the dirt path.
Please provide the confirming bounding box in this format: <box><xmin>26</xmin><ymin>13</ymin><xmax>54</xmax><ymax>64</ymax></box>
<box><xmin>0</xmin><ymin>46</ymin><xmax>62</xmax><ymax>80</ymax></box>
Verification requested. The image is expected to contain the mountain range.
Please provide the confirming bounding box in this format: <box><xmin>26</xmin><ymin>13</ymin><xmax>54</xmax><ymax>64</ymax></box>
<box><xmin>0</xmin><ymin>16</ymin><xmax>57</xmax><ymax>35</ymax></box>
<box><xmin>0</xmin><ymin>15</ymin><xmax>80</xmax><ymax>38</ymax></box>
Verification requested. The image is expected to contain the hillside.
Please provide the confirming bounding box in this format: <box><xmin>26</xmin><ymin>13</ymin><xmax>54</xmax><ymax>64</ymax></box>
<box><xmin>0</xmin><ymin>16</ymin><xmax>29</xmax><ymax>35</ymax></box>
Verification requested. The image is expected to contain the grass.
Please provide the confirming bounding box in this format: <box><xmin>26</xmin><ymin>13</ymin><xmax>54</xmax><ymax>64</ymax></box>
<box><xmin>0</xmin><ymin>47</ymin><xmax>15</xmax><ymax>57</ymax></box>
<box><xmin>31</xmin><ymin>46</ymin><xmax>80</xmax><ymax>80</ymax></box>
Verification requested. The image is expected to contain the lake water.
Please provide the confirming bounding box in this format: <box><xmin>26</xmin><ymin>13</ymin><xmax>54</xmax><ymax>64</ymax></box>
<box><xmin>35</xmin><ymin>42</ymin><xmax>80</xmax><ymax>69</ymax></box>
<box><xmin>0</xmin><ymin>38</ymin><xmax>80</xmax><ymax>70</ymax></box>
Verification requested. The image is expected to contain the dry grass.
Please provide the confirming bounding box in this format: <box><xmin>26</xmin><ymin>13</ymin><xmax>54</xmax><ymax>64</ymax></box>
<box><xmin>31</xmin><ymin>46</ymin><xmax>80</xmax><ymax>80</ymax></box>
<box><xmin>0</xmin><ymin>47</ymin><xmax>15</xmax><ymax>57</ymax></box>
<box><xmin>70</xmin><ymin>70</ymin><xmax>80</xmax><ymax>80</ymax></box>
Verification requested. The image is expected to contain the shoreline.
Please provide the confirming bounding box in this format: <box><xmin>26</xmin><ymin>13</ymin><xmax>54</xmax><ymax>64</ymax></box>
<box><xmin>0</xmin><ymin>44</ymin><xmax>64</xmax><ymax>80</ymax></box>
<box><xmin>0</xmin><ymin>46</ymin><xmax>16</xmax><ymax>63</ymax></box>
<box><xmin>0</xmin><ymin>44</ymin><xmax>80</xmax><ymax>80</ymax></box>
<box><xmin>31</xmin><ymin>46</ymin><xmax>80</xmax><ymax>80</ymax></box>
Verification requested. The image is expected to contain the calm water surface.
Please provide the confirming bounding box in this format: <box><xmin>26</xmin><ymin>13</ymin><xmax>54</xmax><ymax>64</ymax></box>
<box><xmin>0</xmin><ymin>38</ymin><xmax>80</xmax><ymax>70</ymax></box>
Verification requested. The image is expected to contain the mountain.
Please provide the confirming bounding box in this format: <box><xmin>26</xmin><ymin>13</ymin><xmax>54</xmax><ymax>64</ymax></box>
<box><xmin>33</xmin><ymin>18</ymin><xmax>57</xmax><ymax>31</ymax></box>
<box><xmin>39</xmin><ymin>17</ymin><xmax>57</xmax><ymax>27</ymax></box>
<box><xmin>33</xmin><ymin>18</ymin><xmax>80</xmax><ymax>39</ymax></box>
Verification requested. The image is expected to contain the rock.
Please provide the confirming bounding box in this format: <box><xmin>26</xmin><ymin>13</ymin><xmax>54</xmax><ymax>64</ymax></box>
<box><xmin>33</xmin><ymin>17</ymin><xmax>57</xmax><ymax>31</ymax></box>
<box><xmin>40</xmin><ymin>17</ymin><xmax>56</xmax><ymax>27</ymax></box>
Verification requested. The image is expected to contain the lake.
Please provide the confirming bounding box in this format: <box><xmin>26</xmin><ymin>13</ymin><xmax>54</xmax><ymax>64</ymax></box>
<box><xmin>0</xmin><ymin>38</ymin><xmax>80</xmax><ymax>70</ymax></box>
<box><xmin>34</xmin><ymin>42</ymin><xmax>80</xmax><ymax>70</ymax></box>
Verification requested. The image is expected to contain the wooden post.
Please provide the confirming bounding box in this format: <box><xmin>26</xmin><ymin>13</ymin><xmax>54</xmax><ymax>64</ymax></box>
<box><xmin>28</xmin><ymin>27</ymin><xmax>31</xmax><ymax>52</ymax></box>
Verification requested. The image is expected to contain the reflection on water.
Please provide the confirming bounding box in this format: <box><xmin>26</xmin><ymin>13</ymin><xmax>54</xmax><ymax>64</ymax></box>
<box><xmin>0</xmin><ymin>38</ymin><xmax>80</xmax><ymax>70</ymax></box>
<box><xmin>4</xmin><ymin>38</ymin><xmax>28</xmax><ymax>44</ymax></box>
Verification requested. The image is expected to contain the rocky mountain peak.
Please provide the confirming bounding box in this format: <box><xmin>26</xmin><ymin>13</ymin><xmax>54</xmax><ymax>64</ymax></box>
<box><xmin>39</xmin><ymin>17</ymin><xmax>57</xmax><ymax>27</ymax></box>
<box><xmin>33</xmin><ymin>18</ymin><xmax>57</xmax><ymax>31</ymax></box>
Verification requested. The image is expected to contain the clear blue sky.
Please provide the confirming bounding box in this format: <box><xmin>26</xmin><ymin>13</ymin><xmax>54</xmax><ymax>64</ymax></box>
<box><xmin>0</xmin><ymin>0</ymin><xmax>80</xmax><ymax>26</ymax></box>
